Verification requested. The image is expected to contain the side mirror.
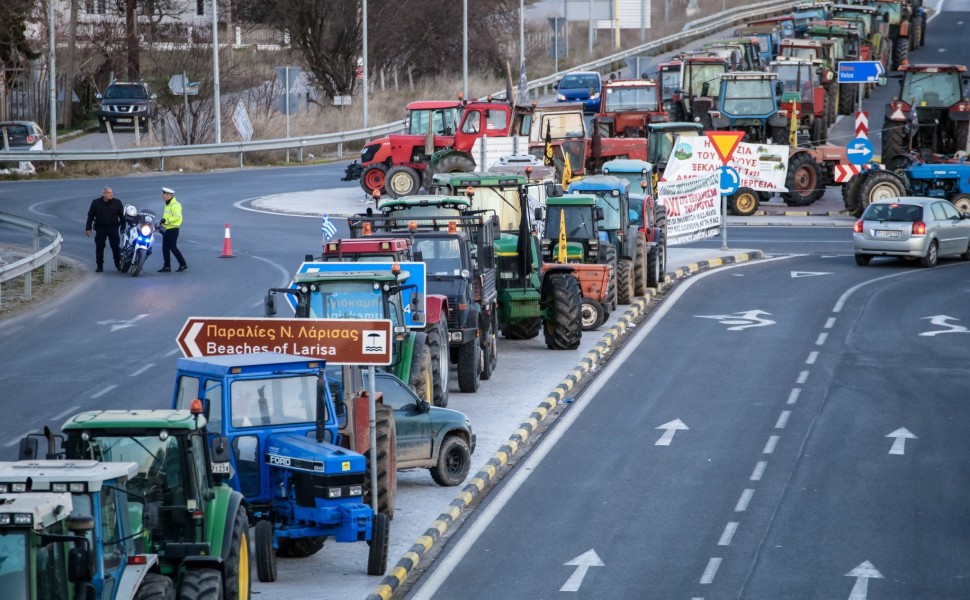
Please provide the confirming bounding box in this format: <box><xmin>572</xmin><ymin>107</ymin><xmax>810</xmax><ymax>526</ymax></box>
<box><xmin>491</xmin><ymin>215</ymin><xmax>501</xmax><ymax>239</ymax></box>
<box><xmin>68</xmin><ymin>546</ymin><xmax>93</xmax><ymax>583</ymax></box>
<box><xmin>141</xmin><ymin>502</ymin><xmax>160</xmax><ymax>531</ymax></box>
<box><xmin>210</xmin><ymin>435</ymin><xmax>231</xmax><ymax>463</ymax></box>
<box><xmin>410</xmin><ymin>293</ymin><xmax>425</xmax><ymax>324</ymax></box>
<box><xmin>701</xmin><ymin>82</ymin><xmax>710</xmax><ymax>97</ymax></box>
<box><xmin>413</xmin><ymin>249</ymin><xmax>424</xmax><ymax>262</ymax></box>
<box><xmin>534</xmin><ymin>206</ymin><xmax>546</xmax><ymax>222</ymax></box>
<box><xmin>877</xmin><ymin>74</ymin><xmax>888</xmax><ymax>87</ymax></box>
<box><xmin>335</xmin><ymin>399</ymin><xmax>349</xmax><ymax>430</ymax></box>
<box><xmin>418</xmin><ymin>400</ymin><xmax>431</xmax><ymax>413</ymax></box>
<box><xmin>776</xmin><ymin>81</ymin><xmax>784</xmax><ymax>97</ymax></box>
<box><xmin>17</xmin><ymin>436</ymin><xmax>38</xmax><ymax>461</ymax></box>
<box><xmin>595</xmin><ymin>206</ymin><xmax>605</xmax><ymax>221</ymax></box>
<box><xmin>264</xmin><ymin>293</ymin><xmax>277</xmax><ymax>316</ymax></box>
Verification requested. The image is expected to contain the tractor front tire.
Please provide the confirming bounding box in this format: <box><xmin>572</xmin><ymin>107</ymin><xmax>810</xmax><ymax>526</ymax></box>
<box><xmin>951</xmin><ymin>193</ymin><xmax>970</xmax><ymax>214</ymax></box>
<box><xmin>364</xmin><ymin>403</ymin><xmax>397</xmax><ymax>520</ymax></box>
<box><xmin>633</xmin><ymin>233</ymin><xmax>648</xmax><ymax>297</ymax></box>
<box><xmin>543</xmin><ymin>273</ymin><xmax>583</xmax><ymax>350</ymax></box>
<box><xmin>254</xmin><ymin>520</ymin><xmax>276</xmax><ymax>583</ymax></box>
<box><xmin>426</xmin><ymin>317</ymin><xmax>449</xmax><ymax>407</ymax></box>
<box><xmin>361</xmin><ymin>165</ymin><xmax>388</xmax><ymax>196</ymax></box>
<box><xmin>647</xmin><ymin>229</ymin><xmax>666</xmax><ymax>288</ymax></box>
<box><xmin>730</xmin><ymin>187</ymin><xmax>760</xmax><ymax>216</ymax></box>
<box><xmin>882</xmin><ymin>121</ymin><xmax>906</xmax><ymax>161</ymax></box>
<box><xmin>838</xmin><ymin>83</ymin><xmax>854</xmax><ymax>115</ymax></box>
<box><xmin>134</xmin><ymin>573</ymin><xmax>175</xmax><ymax>600</ymax></box>
<box><xmin>480</xmin><ymin>310</ymin><xmax>498</xmax><ymax>381</ymax></box>
<box><xmin>503</xmin><ymin>318</ymin><xmax>542</xmax><ymax>340</ymax></box>
<box><xmin>955</xmin><ymin>121</ymin><xmax>969</xmax><ymax>154</ymax></box>
<box><xmin>616</xmin><ymin>258</ymin><xmax>634</xmax><ymax>305</ymax></box>
<box><xmin>811</xmin><ymin>117</ymin><xmax>825</xmax><ymax>145</ymax></box>
<box><xmin>457</xmin><ymin>340</ymin><xmax>482</xmax><ymax>393</ymax></box>
<box><xmin>430</xmin><ymin>435</ymin><xmax>472</xmax><ymax>486</ymax></box>
<box><xmin>386</xmin><ymin>166</ymin><xmax>421</xmax><ymax>198</ymax></box>
<box><xmin>781</xmin><ymin>153</ymin><xmax>824</xmax><ymax>206</ymax></box>
<box><xmin>180</xmin><ymin>569</ymin><xmax>223</xmax><ymax>600</ymax></box>
<box><xmin>844</xmin><ymin>171</ymin><xmax>869</xmax><ymax>217</ymax></box>
<box><xmin>892</xmin><ymin>37</ymin><xmax>910</xmax><ymax>71</ymax></box>
<box><xmin>407</xmin><ymin>337</ymin><xmax>433</xmax><ymax>403</ymax></box>
<box><xmin>367</xmin><ymin>513</ymin><xmax>390</xmax><ymax>576</ymax></box>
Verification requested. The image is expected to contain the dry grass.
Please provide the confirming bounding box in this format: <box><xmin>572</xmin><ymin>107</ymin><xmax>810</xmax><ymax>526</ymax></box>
<box><xmin>0</xmin><ymin>247</ymin><xmax>83</xmax><ymax>321</ymax></box>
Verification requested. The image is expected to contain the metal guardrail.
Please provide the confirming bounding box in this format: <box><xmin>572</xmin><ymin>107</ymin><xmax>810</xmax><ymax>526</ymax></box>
<box><xmin>0</xmin><ymin>212</ymin><xmax>62</xmax><ymax>306</ymax></box>
<box><xmin>0</xmin><ymin>0</ymin><xmax>796</xmax><ymax>167</ymax></box>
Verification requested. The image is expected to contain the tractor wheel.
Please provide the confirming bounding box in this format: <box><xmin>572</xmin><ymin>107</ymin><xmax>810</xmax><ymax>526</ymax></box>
<box><xmin>367</xmin><ymin>513</ymin><xmax>390</xmax><ymax>576</ymax></box>
<box><xmin>810</xmin><ymin>117</ymin><xmax>825</xmax><ymax>145</ymax></box>
<box><xmin>360</xmin><ymin>165</ymin><xmax>388</xmax><ymax>195</ymax></box>
<box><xmin>254</xmin><ymin>521</ymin><xmax>276</xmax><ymax>583</ymax></box>
<box><xmin>892</xmin><ymin>37</ymin><xmax>909</xmax><ymax>71</ymax></box>
<box><xmin>838</xmin><ymin>83</ymin><xmax>854</xmax><ymax>115</ymax></box>
<box><xmin>407</xmin><ymin>336</ymin><xmax>433</xmax><ymax>403</ymax></box>
<box><xmin>386</xmin><ymin>165</ymin><xmax>421</xmax><ymax>198</ymax></box>
<box><xmin>542</xmin><ymin>273</ymin><xmax>582</xmax><ymax>350</ymax></box>
<box><xmin>615</xmin><ymin>258</ymin><xmax>635</xmax><ymax>305</ymax></box>
<box><xmin>910</xmin><ymin>17</ymin><xmax>921</xmax><ymax>49</ymax></box>
<box><xmin>654</xmin><ymin>206</ymin><xmax>668</xmax><ymax>275</ymax></box>
<box><xmin>843</xmin><ymin>171</ymin><xmax>869</xmax><ymax>216</ymax></box>
<box><xmin>955</xmin><ymin>121</ymin><xmax>969</xmax><ymax>154</ymax></box>
<box><xmin>223</xmin><ymin>506</ymin><xmax>251</xmax><ymax>600</ymax></box>
<box><xmin>426</xmin><ymin>317</ymin><xmax>449</xmax><ymax>407</ymax></box>
<box><xmin>770</xmin><ymin>127</ymin><xmax>789</xmax><ymax>145</ymax></box>
<box><xmin>434</xmin><ymin>154</ymin><xmax>475</xmax><ymax>174</ymax></box>
<box><xmin>430</xmin><ymin>435</ymin><xmax>472</xmax><ymax>486</ymax></box>
<box><xmin>480</xmin><ymin>310</ymin><xmax>498</xmax><ymax>381</ymax></box>
<box><xmin>859</xmin><ymin>170</ymin><xmax>906</xmax><ymax>213</ymax></box>
<box><xmin>180</xmin><ymin>569</ymin><xmax>223</xmax><ymax>600</ymax></box>
<box><xmin>633</xmin><ymin>233</ymin><xmax>648</xmax><ymax>297</ymax></box>
<box><xmin>598</xmin><ymin>245</ymin><xmax>618</xmax><ymax>312</ymax></box>
<box><xmin>730</xmin><ymin>187</ymin><xmax>760</xmax><ymax>216</ymax></box>
<box><xmin>882</xmin><ymin>120</ymin><xmax>906</xmax><ymax>161</ymax></box>
<box><xmin>781</xmin><ymin>153</ymin><xmax>824</xmax><ymax>206</ymax></box>
<box><xmin>951</xmin><ymin>194</ymin><xmax>970</xmax><ymax>214</ymax></box>
<box><xmin>364</xmin><ymin>403</ymin><xmax>396</xmax><ymax>520</ymax></box>
<box><xmin>921</xmin><ymin>240</ymin><xmax>939</xmax><ymax>268</ymax></box>
<box><xmin>457</xmin><ymin>340</ymin><xmax>482</xmax><ymax>393</ymax></box>
<box><xmin>826</xmin><ymin>84</ymin><xmax>838</xmax><ymax>128</ymax></box>
<box><xmin>648</xmin><ymin>228</ymin><xmax>666</xmax><ymax>288</ymax></box>
<box><xmin>502</xmin><ymin>318</ymin><xmax>542</xmax><ymax>340</ymax></box>
<box><xmin>134</xmin><ymin>573</ymin><xmax>175</xmax><ymax>600</ymax></box>
<box><xmin>580</xmin><ymin>298</ymin><xmax>605</xmax><ymax>330</ymax></box>
<box><xmin>277</xmin><ymin>536</ymin><xmax>325</xmax><ymax>559</ymax></box>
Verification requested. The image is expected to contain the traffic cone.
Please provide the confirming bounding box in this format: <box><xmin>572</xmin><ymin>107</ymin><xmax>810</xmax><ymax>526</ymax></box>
<box><xmin>220</xmin><ymin>223</ymin><xmax>235</xmax><ymax>258</ymax></box>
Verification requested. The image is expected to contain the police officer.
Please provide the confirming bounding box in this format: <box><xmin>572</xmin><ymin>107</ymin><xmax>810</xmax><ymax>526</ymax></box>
<box><xmin>85</xmin><ymin>186</ymin><xmax>124</xmax><ymax>272</ymax></box>
<box><xmin>158</xmin><ymin>186</ymin><xmax>188</xmax><ymax>272</ymax></box>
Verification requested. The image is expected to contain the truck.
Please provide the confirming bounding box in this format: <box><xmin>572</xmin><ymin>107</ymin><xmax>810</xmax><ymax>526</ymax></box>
<box><xmin>0</xmin><ymin>460</ymin><xmax>177</xmax><ymax>600</ymax></box>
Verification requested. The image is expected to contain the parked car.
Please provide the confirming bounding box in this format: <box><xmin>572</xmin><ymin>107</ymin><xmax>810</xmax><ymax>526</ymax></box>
<box><xmin>853</xmin><ymin>197</ymin><xmax>970</xmax><ymax>267</ymax></box>
<box><xmin>556</xmin><ymin>71</ymin><xmax>604</xmax><ymax>113</ymax></box>
<box><xmin>328</xmin><ymin>367</ymin><xmax>476</xmax><ymax>486</ymax></box>
<box><xmin>0</xmin><ymin>121</ymin><xmax>45</xmax><ymax>151</ymax></box>
<box><xmin>95</xmin><ymin>81</ymin><xmax>158</xmax><ymax>132</ymax></box>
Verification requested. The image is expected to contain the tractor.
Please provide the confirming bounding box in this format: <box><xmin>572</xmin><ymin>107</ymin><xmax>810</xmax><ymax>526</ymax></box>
<box><xmin>843</xmin><ymin>160</ymin><xmax>970</xmax><ymax>216</ymax></box>
<box><xmin>804</xmin><ymin>22</ymin><xmax>866</xmax><ymax>115</ymax></box>
<box><xmin>0</xmin><ymin>460</ymin><xmax>176</xmax><ymax>600</ymax></box>
<box><xmin>593</xmin><ymin>78</ymin><xmax>668</xmax><ymax>139</ymax></box>
<box><xmin>829</xmin><ymin>3</ymin><xmax>890</xmax><ymax>71</ymax></box>
<box><xmin>600</xmin><ymin>158</ymin><xmax>668</xmax><ymax>284</ymax></box>
<box><xmin>872</xmin><ymin>0</ymin><xmax>917</xmax><ymax>69</ymax></box>
<box><xmin>566</xmin><ymin>176</ymin><xmax>650</xmax><ymax>304</ymax></box>
<box><xmin>733</xmin><ymin>23</ymin><xmax>782</xmax><ymax>64</ymax></box>
<box><xmin>429</xmin><ymin>171</ymin><xmax>584</xmax><ymax>350</ymax></box>
<box><xmin>659</xmin><ymin>52</ymin><xmax>732</xmax><ymax>125</ymax></box>
<box><xmin>769</xmin><ymin>57</ymin><xmax>833</xmax><ymax>144</ymax></box>
<box><xmin>881</xmin><ymin>64</ymin><xmax>970</xmax><ymax>168</ymax></box>
<box><xmin>707</xmin><ymin>72</ymin><xmax>790</xmax><ymax>145</ymax></box>
<box><xmin>701</xmin><ymin>39</ymin><xmax>764</xmax><ymax>71</ymax></box>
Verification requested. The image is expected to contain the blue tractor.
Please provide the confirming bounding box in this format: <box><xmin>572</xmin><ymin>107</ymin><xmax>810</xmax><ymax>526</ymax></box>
<box><xmin>902</xmin><ymin>162</ymin><xmax>970</xmax><ymax>214</ymax></box>
<box><xmin>709</xmin><ymin>71</ymin><xmax>790</xmax><ymax>144</ymax></box>
<box><xmin>170</xmin><ymin>352</ymin><xmax>389</xmax><ymax>582</ymax></box>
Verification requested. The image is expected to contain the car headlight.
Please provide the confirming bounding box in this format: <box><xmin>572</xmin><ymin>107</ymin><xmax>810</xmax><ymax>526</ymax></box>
<box><xmin>590</xmin><ymin>93</ymin><xmax>600</xmax><ymax>100</ymax></box>
<box><xmin>557</xmin><ymin>94</ymin><xmax>566</xmax><ymax>101</ymax></box>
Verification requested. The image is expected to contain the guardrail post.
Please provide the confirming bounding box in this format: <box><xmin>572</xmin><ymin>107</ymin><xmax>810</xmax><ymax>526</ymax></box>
<box><xmin>239</xmin><ymin>152</ymin><xmax>244</xmax><ymax>168</ymax></box>
<box><xmin>299</xmin><ymin>145</ymin><xmax>304</xmax><ymax>163</ymax></box>
<box><xmin>338</xmin><ymin>142</ymin><xmax>343</xmax><ymax>159</ymax></box>
<box><xmin>160</xmin><ymin>156</ymin><xmax>165</xmax><ymax>171</ymax></box>
<box><xmin>22</xmin><ymin>271</ymin><xmax>31</xmax><ymax>300</ymax></box>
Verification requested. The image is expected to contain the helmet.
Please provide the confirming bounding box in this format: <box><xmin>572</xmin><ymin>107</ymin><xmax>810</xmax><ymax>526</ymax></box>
<box><xmin>124</xmin><ymin>204</ymin><xmax>138</xmax><ymax>218</ymax></box>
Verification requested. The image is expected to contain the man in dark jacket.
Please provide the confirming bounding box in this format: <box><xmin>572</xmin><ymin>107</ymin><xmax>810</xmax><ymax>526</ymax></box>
<box><xmin>85</xmin><ymin>186</ymin><xmax>124</xmax><ymax>272</ymax></box>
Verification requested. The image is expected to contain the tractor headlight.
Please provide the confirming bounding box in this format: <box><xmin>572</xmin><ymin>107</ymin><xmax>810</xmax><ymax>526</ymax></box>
<box><xmin>327</xmin><ymin>487</ymin><xmax>343</xmax><ymax>499</ymax></box>
<box><xmin>69</xmin><ymin>482</ymin><xmax>87</xmax><ymax>493</ymax></box>
<box><xmin>449</xmin><ymin>331</ymin><xmax>463</xmax><ymax>343</ymax></box>
<box><xmin>11</xmin><ymin>483</ymin><xmax>27</xmax><ymax>493</ymax></box>
<box><xmin>13</xmin><ymin>514</ymin><xmax>32</xmax><ymax>526</ymax></box>
<box><xmin>348</xmin><ymin>485</ymin><xmax>363</xmax><ymax>497</ymax></box>
<box><xmin>51</xmin><ymin>483</ymin><xmax>68</xmax><ymax>493</ymax></box>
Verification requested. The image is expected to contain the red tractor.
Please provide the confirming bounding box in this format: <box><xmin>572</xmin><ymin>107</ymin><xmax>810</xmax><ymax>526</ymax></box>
<box><xmin>592</xmin><ymin>78</ymin><xmax>669</xmax><ymax>138</ymax></box>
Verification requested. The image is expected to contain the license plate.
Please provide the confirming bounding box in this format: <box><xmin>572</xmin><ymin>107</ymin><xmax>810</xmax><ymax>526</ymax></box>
<box><xmin>117</xmin><ymin>118</ymin><xmax>132</xmax><ymax>123</ymax></box>
<box><xmin>873</xmin><ymin>230</ymin><xmax>900</xmax><ymax>238</ymax></box>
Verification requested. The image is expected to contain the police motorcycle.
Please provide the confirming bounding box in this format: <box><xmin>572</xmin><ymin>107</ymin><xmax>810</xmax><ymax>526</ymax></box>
<box><xmin>119</xmin><ymin>204</ymin><xmax>159</xmax><ymax>277</ymax></box>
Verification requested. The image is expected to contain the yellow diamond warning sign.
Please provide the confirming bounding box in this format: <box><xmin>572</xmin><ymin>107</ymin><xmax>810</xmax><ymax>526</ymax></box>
<box><xmin>705</xmin><ymin>131</ymin><xmax>746</xmax><ymax>165</ymax></box>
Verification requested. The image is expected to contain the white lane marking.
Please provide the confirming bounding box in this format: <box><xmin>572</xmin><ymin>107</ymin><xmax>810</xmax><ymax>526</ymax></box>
<box><xmin>559</xmin><ymin>549</ymin><xmax>604</xmax><ymax>592</ymax></box>
<box><xmin>833</xmin><ymin>269</ymin><xmax>943</xmax><ymax>313</ymax></box>
<box><xmin>35</xmin><ymin>310</ymin><xmax>58</xmax><ymax>321</ymax></box>
<box><xmin>130</xmin><ymin>363</ymin><xmax>154</xmax><ymax>377</ymax></box>
<box><xmin>750</xmin><ymin>461</ymin><xmax>767</xmax><ymax>481</ymax></box>
<box><xmin>232</xmin><ymin>197</ymin><xmax>339</xmax><ymax>218</ymax></box>
<box><xmin>815</xmin><ymin>333</ymin><xmax>828</xmax><ymax>346</ymax></box>
<box><xmin>51</xmin><ymin>405</ymin><xmax>81</xmax><ymax>421</ymax></box>
<box><xmin>775</xmin><ymin>411</ymin><xmax>791</xmax><ymax>429</ymax></box>
<box><xmin>763</xmin><ymin>435</ymin><xmax>780</xmax><ymax>454</ymax></box>
<box><xmin>790</xmin><ymin>271</ymin><xmax>833</xmax><ymax>278</ymax></box>
<box><xmin>825</xmin><ymin>318</ymin><xmax>836</xmax><ymax>329</ymax></box>
<box><xmin>408</xmin><ymin>256</ymin><xmax>799</xmax><ymax>600</ymax></box>
<box><xmin>718</xmin><ymin>522</ymin><xmax>739</xmax><ymax>546</ymax></box>
<box><xmin>919</xmin><ymin>315</ymin><xmax>969</xmax><ymax>337</ymax></box>
<box><xmin>655</xmin><ymin>419</ymin><xmax>689</xmax><ymax>446</ymax></box>
<box><xmin>694</xmin><ymin>309</ymin><xmax>775</xmax><ymax>331</ymax></box>
<box><xmin>797</xmin><ymin>371</ymin><xmax>809</xmax><ymax>384</ymax></box>
<box><xmin>887</xmin><ymin>428</ymin><xmax>917</xmax><ymax>455</ymax></box>
<box><xmin>806</xmin><ymin>351</ymin><xmax>818</xmax><ymax>365</ymax></box>
<box><xmin>735</xmin><ymin>489</ymin><xmax>755</xmax><ymax>512</ymax></box>
<box><xmin>787</xmin><ymin>388</ymin><xmax>801</xmax><ymax>405</ymax></box>
<box><xmin>846</xmin><ymin>560</ymin><xmax>884</xmax><ymax>599</ymax></box>
<box><xmin>165</xmin><ymin>348</ymin><xmax>181</xmax><ymax>357</ymax></box>
<box><xmin>699</xmin><ymin>557</ymin><xmax>722</xmax><ymax>584</ymax></box>
<box><xmin>90</xmin><ymin>384</ymin><xmax>117</xmax><ymax>399</ymax></box>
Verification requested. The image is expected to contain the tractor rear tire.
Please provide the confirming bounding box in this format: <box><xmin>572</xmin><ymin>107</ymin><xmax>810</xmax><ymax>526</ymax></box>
<box><xmin>457</xmin><ymin>340</ymin><xmax>482</xmax><ymax>393</ymax></box>
<box><xmin>730</xmin><ymin>187</ymin><xmax>760</xmax><ymax>216</ymax></box>
<box><xmin>826</xmin><ymin>84</ymin><xmax>838</xmax><ymax>128</ymax></box>
<box><xmin>838</xmin><ymin>83</ymin><xmax>854</xmax><ymax>115</ymax></box>
<box><xmin>911</xmin><ymin>17</ymin><xmax>922</xmax><ymax>49</ymax></box>
<box><xmin>503</xmin><ymin>318</ymin><xmax>542</xmax><ymax>340</ymax></box>
<box><xmin>480</xmin><ymin>310</ymin><xmax>498</xmax><ymax>381</ymax></box>
<box><xmin>180</xmin><ymin>569</ymin><xmax>223</xmax><ymax>600</ymax></box>
<box><xmin>361</xmin><ymin>165</ymin><xmax>388</xmax><ymax>196</ymax></box>
<box><xmin>615</xmin><ymin>258</ymin><xmax>635</xmax><ymax>305</ymax></box>
<box><xmin>431</xmin><ymin>435</ymin><xmax>472</xmax><ymax>486</ymax></box>
<box><xmin>781</xmin><ymin>153</ymin><xmax>824</xmax><ymax>206</ymax></box>
<box><xmin>224</xmin><ymin>506</ymin><xmax>251</xmax><ymax>600</ymax></box>
<box><xmin>364</xmin><ymin>403</ymin><xmax>396</xmax><ymax>520</ymax></box>
<box><xmin>882</xmin><ymin>120</ymin><xmax>906</xmax><ymax>161</ymax></box>
<box><xmin>386</xmin><ymin>166</ymin><xmax>421</xmax><ymax>198</ymax></box>
<box><xmin>955</xmin><ymin>121</ymin><xmax>969</xmax><ymax>154</ymax></box>
<box><xmin>277</xmin><ymin>536</ymin><xmax>325</xmax><ymax>559</ymax></box>
<box><xmin>859</xmin><ymin>170</ymin><xmax>906</xmax><ymax>213</ymax></box>
<box><xmin>254</xmin><ymin>521</ymin><xmax>276</xmax><ymax>583</ymax></box>
<box><xmin>811</xmin><ymin>117</ymin><xmax>825</xmax><ymax>145</ymax></box>
<box><xmin>543</xmin><ymin>273</ymin><xmax>583</xmax><ymax>350</ymax></box>
<box><xmin>426</xmin><ymin>317</ymin><xmax>449</xmax><ymax>407</ymax></box>
<box><xmin>135</xmin><ymin>573</ymin><xmax>175</xmax><ymax>600</ymax></box>
<box><xmin>598</xmin><ymin>245</ymin><xmax>618</xmax><ymax>311</ymax></box>
<box><xmin>407</xmin><ymin>336</ymin><xmax>433</xmax><ymax>403</ymax></box>
<box><xmin>647</xmin><ymin>228</ymin><xmax>666</xmax><ymax>288</ymax></box>
<box><xmin>951</xmin><ymin>193</ymin><xmax>970</xmax><ymax>214</ymax></box>
<box><xmin>434</xmin><ymin>154</ymin><xmax>475</xmax><ymax>175</ymax></box>
<box><xmin>844</xmin><ymin>171</ymin><xmax>869</xmax><ymax>217</ymax></box>
<box><xmin>892</xmin><ymin>37</ymin><xmax>909</xmax><ymax>71</ymax></box>
<box><xmin>633</xmin><ymin>233</ymin><xmax>648</xmax><ymax>297</ymax></box>
<box><xmin>367</xmin><ymin>513</ymin><xmax>390</xmax><ymax>576</ymax></box>
<box><xmin>654</xmin><ymin>205</ymin><xmax>668</xmax><ymax>275</ymax></box>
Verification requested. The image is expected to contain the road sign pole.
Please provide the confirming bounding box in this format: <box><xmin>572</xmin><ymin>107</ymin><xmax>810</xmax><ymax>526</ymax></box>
<box><xmin>720</xmin><ymin>193</ymin><xmax>729</xmax><ymax>251</ymax></box>
<box><xmin>285</xmin><ymin>67</ymin><xmax>291</xmax><ymax>163</ymax></box>
<box><xmin>857</xmin><ymin>82</ymin><xmax>863</xmax><ymax>115</ymax></box>
<box><xmin>183</xmin><ymin>72</ymin><xmax>190</xmax><ymax>145</ymax></box>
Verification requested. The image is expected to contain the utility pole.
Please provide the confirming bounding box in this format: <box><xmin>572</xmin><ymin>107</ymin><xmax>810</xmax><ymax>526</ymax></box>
<box><xmin>463</xmin><ymin>0</ymin><xmax>468</xmax><ymax>99</ymax></box>
<box><xmin>48</xmin><ymin>0</ymin><xmax>57</xmax><ymax>150</ymax></box>
<box><xmin>212</xmin><ymin>0</ymin><xmax>221</xmax><ymax>143</ymax></box>
<box><xmin>363</xmin><ymin>0</ymin><xmax>369</xmax><ymax>127</ymax></box>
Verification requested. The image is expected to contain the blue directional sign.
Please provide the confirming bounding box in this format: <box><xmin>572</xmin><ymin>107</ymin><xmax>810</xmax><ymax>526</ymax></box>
<box><xmin>287</xmin><ymin>261</ymin><xmax>427</xmax><ymax>328</ymax></box>
<box><xmin>846</xmin><ymin>137</ymin><xmax>875</xmax><ymax>166</ymax></box>
<box><xmin>837</xmin><ymin>61</ymin><xmax>885</xmax><ymax>84</ymax></box>
<box><xmin>719</xmin><ymin>165</ymin><xmax>741</xmax><ymax>196</ymax></box>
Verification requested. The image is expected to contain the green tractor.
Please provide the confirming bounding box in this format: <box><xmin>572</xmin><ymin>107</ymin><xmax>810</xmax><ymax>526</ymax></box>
<box><xmin>430</xmin><ymin>171</ymin><xmax>583</xmax><ymax>350</ymax></box>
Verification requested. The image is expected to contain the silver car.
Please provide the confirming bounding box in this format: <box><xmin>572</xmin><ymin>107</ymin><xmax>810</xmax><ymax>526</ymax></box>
<box><xmin>853</xmin><ymin>197</ymin><xmax>970</xmax><ymax>267</ymax></box>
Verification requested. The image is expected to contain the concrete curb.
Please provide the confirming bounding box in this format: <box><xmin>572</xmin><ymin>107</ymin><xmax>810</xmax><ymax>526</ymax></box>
<box><xmin>364</xmin><ymin>250</ymin><xmax>764</xmax><ymax>600</ymax></box>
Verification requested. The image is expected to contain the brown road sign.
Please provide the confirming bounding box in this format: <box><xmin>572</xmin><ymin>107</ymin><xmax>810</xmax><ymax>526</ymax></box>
<box><xmin>176</xmin><ymin>317</ymin><xmax>392</xmax><ymax>365</ymax></box>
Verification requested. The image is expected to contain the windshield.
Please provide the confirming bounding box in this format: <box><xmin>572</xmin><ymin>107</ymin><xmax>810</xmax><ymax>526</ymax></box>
<box><xmin>781</xmin><ymin>46</ymin><xmax>819</xmax><ymax>61</ymax></box>
<box><xmin>651</xmin><ymin>129</ymin><xmax>700</xmax><ymax>164</ymax></box>
<box><xmin>74</xmin><ymin>435</ymin><xmax>185</xmax><ymax>505</ymax></box>
<box><xmin>229</xmin><ymin>376</ymin><xmax>321</xmax><ymax>428</ymax></box>
<box><xmin>722</xmin><ymin>79</ymin><xmax>776</xmax><ymax>115</ymax></box>
<box><xmin>385</xmin><ymin>205</ymin><xmax>464</xmax><ymax>219</ymax></box>
<box><xmin>467</xmin><ymin>186</ymin><xmax>524</xmax><ymax>232</ymax></box>
<box><xmin>684</xmin><ymin>64</ymin><xmax>726</xmax><ymax>97</ymax></box>
<box><xmin>105</xmin><ymin>84</ymin><xmax>147</xmax><ymax>100</ymax></box>
<box><xmin>660</xmin><ymin>69</ymin><xmax>680</xmax><ymax>99</ymax></box>
<box><xmin>773</xmin><ymin>64</ymin><xmax>815</xmax><ymax>97</ymax></box>
<box><xmin>408</xmin><ymin>107</ymin><xmax>461</xmax><ymax>135</ymax></box>
<box><xmin>0</xmin><ymin>532</ymin><xmax>27</xmax><ymax>598</ymax></box>
<box><xmin>546</xmin><ymin>205</ymin><xmax>596</xmax><ymax>240</ymax></box>
<box><xmin>863</xmin><ymin>203</ymin><xmax>922</xmax><ymax>221</ymax></box>
<box><xmin>537</xmin><ymin>113</ymin><xmax>585</xmax><ymax>139</ymax></box>
<box><xmin>560</xmin><ymin>74</ymin><xmax>601</xmax><ymax>90</ymax></box>
<box><xmin>603</xmin><ymin>86</ymin><xmax>660</xmax><ymax>112</ymax></box>
<box><xmin>593</xmin><ymin>193</ymin><xmax>622</xmax><ymax>230</ymax></box>
<box><xmin>413</xmin><ymin>237</ymin><xmax>464</xmax><ymax>276</ymax></box>
<box><xmin>309</xmin><ymin>281</ymin><xmax>385</xmax><ymax>319</ymax></box>
<box><xmin>901</xmin><ymin>72</ymin><xmax>963</xmax><ymax>107</ymax></box>
<box><xmin>704</xmin><ymin>47</ymin><xmax>745</xmax><ymax>68</ymax></box>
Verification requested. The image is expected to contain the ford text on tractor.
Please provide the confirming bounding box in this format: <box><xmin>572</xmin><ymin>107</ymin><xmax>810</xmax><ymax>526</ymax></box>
<box><xmin>168</xmin><ymin>352</ymin><xmax>390</xmax><ymax>582</ymax></box>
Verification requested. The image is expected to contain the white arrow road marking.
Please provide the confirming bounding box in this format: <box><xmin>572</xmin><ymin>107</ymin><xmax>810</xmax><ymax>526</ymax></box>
<box><xmin>183</xmin><ymin>322</ymin><xmax>204</xmax><ymax>356</ymax></box>
<box><xmin>846</xmin><ymin>560</ymin><xmax>883</xmax><ymax>600</ymax></box>
<box><xmin>886</xmin><ymin>427</ymin><xmax>917</xmax><ymax>455</ymax></box>
<box><xmin>560</xmin><ymin>549</ymin><xmax>604</xmax><ymax>592</ymax></box>
<box><xmin>97</xmin><ymin>313</ymin><xmax>150</xmax><ymax>332</ymax></box>
<box><xmin>790</xmin><ymin>271</ymin><xmax>833</xmax><ymax>278</ymax></box>
<box><xmin>695</xmin><ymin>310</ymin><xmax>775</xmax><ymax>331</ymax></box>
<box><xmin>655</xmin><ymin>419</ymin><xmax>689</xmax><ymax>446</ymax></box>
<box><xmin>919</xmin><ymin>315</ymin><xmax>969</xmax><ymax>337</ymax></box>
